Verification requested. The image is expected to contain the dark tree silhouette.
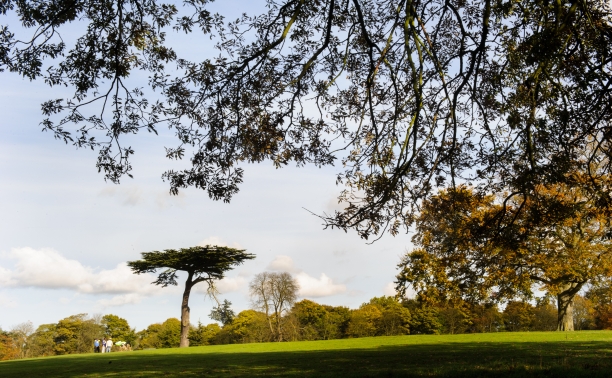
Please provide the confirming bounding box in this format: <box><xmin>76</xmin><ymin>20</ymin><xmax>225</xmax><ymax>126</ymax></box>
<box><xmin>128</xmin><ymin>245</ymin><xmax>255</xmax><ymax>347</ymax></box>
<box><xmin>2</xmin><ymin>0</ymin><xmax>612</xmax><ymax>238</ymax></box>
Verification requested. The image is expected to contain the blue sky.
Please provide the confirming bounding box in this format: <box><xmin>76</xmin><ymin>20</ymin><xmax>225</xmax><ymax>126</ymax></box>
<box><xmin>0</xmin><ymin>3</ymin><xmax>413</xmax><ymax>329</ymax></box>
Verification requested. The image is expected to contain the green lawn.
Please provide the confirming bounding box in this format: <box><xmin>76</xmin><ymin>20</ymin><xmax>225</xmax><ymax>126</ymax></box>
<box><xmin>2</xmin><ymin>331</ymin><xmax>612</xmax><ymax>377</ymax></box>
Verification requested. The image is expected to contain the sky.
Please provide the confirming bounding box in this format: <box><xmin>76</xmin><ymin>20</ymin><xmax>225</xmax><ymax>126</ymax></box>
<box><xmin>0</xmin><ymin>1</ymin><xmax>413</xmax><ymax>331</ymax></box>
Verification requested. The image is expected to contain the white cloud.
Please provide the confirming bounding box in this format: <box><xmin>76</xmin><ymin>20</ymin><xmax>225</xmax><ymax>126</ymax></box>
<box><xmin>0</xmin><ymin>248</ymin><xmax>163</xmax><ymax>302</ymax></box>
<box><xmin>96</xmin><ymin>293</ymin><xmax>143</xmax><ymax>308</ymax></box>
<box><xmin>215</xmin><ymin>276</ymin><xmax>247</xmax><ymax>294</ymax></box>
<box><xmin>0</xmin><ymin>265</ymin><xmax>15</xmax><ymax>286</ymax></box>
<box><xmin>266</xmin><ymin>255</ymin><xmax>299</xmax><ymax>273</ymax></box>
<box><xmin>267</xmin><ymin>255</ymin><xmax>346</xmax><ymax>298</ymax></box>
<box><xmin>193</xmin><ymin>275</ymin><xmax>247</xmax><ymax>295</ymax></box>
<box><xmin>296</xmin><ymin>272</ymin><xmax>346</xmax><ymax>297</ymax></box>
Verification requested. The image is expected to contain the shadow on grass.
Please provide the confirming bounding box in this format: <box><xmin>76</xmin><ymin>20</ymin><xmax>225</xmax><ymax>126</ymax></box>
<box><xmin>2</xmin><ymin>340</ymin><xmax>612</xmax><ymax>378</ymax></box>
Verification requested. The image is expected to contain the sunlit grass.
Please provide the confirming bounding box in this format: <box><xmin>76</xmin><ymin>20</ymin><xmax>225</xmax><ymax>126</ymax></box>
<box><xmin>2</xmin><ymin>331</ymin><xmax>612</xmax><ymax>377</ymax></box>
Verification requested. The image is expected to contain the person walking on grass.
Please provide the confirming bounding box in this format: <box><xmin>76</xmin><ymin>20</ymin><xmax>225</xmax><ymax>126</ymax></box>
<box><xmin>101</xmin><ymin>337</ymin><xmax>106</xmax><ymax>353</ymax></box>
<box><xmin>94</xmin><ymin>338</ymin><xmax>100</xmax><ymax>353</ymax></box>
<box><xmin>106</xmin><ymin>338</ymin><xmax>113</xmax><ymax>353</ymax></box>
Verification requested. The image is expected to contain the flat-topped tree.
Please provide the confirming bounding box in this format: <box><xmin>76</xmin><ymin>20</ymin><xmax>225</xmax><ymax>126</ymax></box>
<box><xmin>128</xmin><ymin>246</ymin><xmax>255</xmax><ymax>347</ymax></box>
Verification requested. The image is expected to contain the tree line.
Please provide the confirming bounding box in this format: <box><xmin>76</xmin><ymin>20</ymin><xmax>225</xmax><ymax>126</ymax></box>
<box><xmin>4</xmin><ymin>282</ymin><xmax>612</xmax><ymax>360</ymax></box>
<box><xmin>0</xmin><ymin>314</ymin><xmax>135</xmax><ymax>361</ymax></box>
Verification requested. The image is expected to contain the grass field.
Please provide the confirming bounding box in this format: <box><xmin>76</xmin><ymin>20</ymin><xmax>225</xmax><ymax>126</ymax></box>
<box><xmin>2</xmin><ymin>331</ymin><xmax>612</xmax><ymax>377</ymax></box>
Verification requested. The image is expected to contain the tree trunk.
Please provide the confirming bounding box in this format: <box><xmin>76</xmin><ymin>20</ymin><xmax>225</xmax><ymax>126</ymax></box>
<box><xmin>556</xmin><ymin>282</ymin><xmax>583</xmax><ymax>331</ymax></box>
<box><xmin>180</xmin><ymin>273</ymin><xmax>194</xmax><ymax>347</ymax></box>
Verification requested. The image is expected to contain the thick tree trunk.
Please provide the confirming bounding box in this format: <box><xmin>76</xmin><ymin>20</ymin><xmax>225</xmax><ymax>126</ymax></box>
<box><xmin>556</xmin><ymin>282</ymin><xmax>584</xmax><ymax>331</ymax></box>
<box><xmin>180</xmin><ymin>273</ymin><xmax>194</xmax><ymax>348</ymax></box>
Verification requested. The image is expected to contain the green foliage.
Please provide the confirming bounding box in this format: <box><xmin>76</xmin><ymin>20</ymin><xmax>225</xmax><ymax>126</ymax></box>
<box><xmin>402</xmin><ymin>300</ymin><xmax>443</xmax><ymax>335</ymax></box>
<box><xmin>437</xmin><ymin>305</ymin><xmax>472</xmax><ymax>335</ymax></box>
<box><xmin>218</xmin><ymin>310</ymin><xmax>271</xmax><ymax>344</ymax></box>
<box><xmin>347</xmin><ymin>304</ymin><xmax>382</xmax><ymax>338</ymax></box>
<box><xmin>26</xmin><ymin>324</ymin><xmax>57</xmax><ymax>358</ymax></box>
<box><xmin>188</xmin><ymin>322</ymin><xmax>221</xmax><ymax>346</ymax></box>
<box><xmin>157</xmin><ymin>318</ymin><xmax>181</xmax><ymax>348</ymax></box>
<box><xmin>209</xmin><ymin>300</ymin><xmax>235</xmax><ymax>326</ymax></box>
<box><xmin>367</xmin><ymin>296</ymin><xmax>411</xmax><ymax>336</ymax></box>
<box><xmin>102</xmin><ymin>314</ymin><xmax>135</xmax><ymax>345</ymax></box>
<box><xmin>128</xmin><ymin>246</ymin><xmax>255</xmax><ymax>287</ymax></box>
<box><xmin>129</xmin><ymin>245</ymin><xmax>255</xmax><ymax>348</ymax></box>
<box><xmin>137</xmin><ymin>318</ymin><xmax>181</xmax><ymax>349</ymax></box>
<box><xmin>291</xmin><ymin>300</ymin><xmax>351</xmax><ymax>341</ymax></box>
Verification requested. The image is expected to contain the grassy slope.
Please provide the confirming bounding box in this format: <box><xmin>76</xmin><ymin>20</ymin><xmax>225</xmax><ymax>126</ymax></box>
<box><xmin>2</xmin><ymin>331</ymin><xmax>612</xmax><ymax>377</ymax></box>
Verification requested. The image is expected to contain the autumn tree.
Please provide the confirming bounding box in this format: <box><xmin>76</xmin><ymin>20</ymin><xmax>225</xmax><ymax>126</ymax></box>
<box><xmin>249</xmin><ymin>272</ymin><xmax>299</xmax><ymax>341</ymax></box>
<box><xmin>397</xmin><ymin>182</ymin><xmax>612</xmax><ymax>331</ymax></box>
<box><xmin>128</xmin><ymin>245</ymin><xmax>255</xmax><ymax>347</ymax></box>
<box><xmin>2</xmin><ymin>1</ymin><xmax>611</xmax><ymax>239</ymax></box>
<box><xmin>503</xmin><ymin>302</ymin><xmax>535</xmax><ymax>332</ymax></box>
<box><xmin>572</xmin><ymin>295</ymin><xmax>596</xmax><ymax>330</ymax></box>
<box><xmin>0</xmin><ymin>329</ymin><xmax>19</xmax><ymax>361</ymax></box>
<box><xmin>10</xmin><ymin>321</ymin><xmax>34</xmax><ymax>359</ymax></box>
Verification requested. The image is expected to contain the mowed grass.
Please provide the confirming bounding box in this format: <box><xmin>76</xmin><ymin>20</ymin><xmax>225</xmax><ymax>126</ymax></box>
<box><xmin>2</xmin><ymin>331</ymin><xmax>612</xmax><ymax>377</ymax></box>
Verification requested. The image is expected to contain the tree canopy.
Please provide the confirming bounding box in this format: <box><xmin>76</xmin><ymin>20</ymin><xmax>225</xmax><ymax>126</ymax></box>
<box><xmin>3</xmin><ymin>0</ymin><xmax>611</xmax><ymax>239</ymax></box>
<box><xmin>396</xmin><ymin>181</ymin><xmax>612</xmax><ymax>330</ymax></box>
<box><xmin>128</xmin><ymin>245</ymin><xmax>255</xmax><ymax>346</ymax></box>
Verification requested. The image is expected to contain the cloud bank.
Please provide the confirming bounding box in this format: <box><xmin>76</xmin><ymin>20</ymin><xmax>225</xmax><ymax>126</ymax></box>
<box><xmin>0</xmin><ymin>247</ymin><xmax>163</xmax><ymax>307</ymax></box>
<box><xmin>0</xmin><ymin>247</ymin><xmax>250</xmax><ymax>307</ymax></box>
<box><xmin>267</xmin><ymin>255</ymin><xmax>346</xmax><ymax>298</ymax></box>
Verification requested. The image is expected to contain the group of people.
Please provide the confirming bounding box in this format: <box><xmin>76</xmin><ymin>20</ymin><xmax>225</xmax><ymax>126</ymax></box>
<box><xmin>93</xmin><ymin>337</ymin><xmax>113</xmax><ymax>353</ymax></box>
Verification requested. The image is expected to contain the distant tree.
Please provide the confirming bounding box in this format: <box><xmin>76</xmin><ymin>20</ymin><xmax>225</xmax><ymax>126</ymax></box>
<box><xmin>468</xmin><ymin>304</ymin><xmax>502</xmax><ymax>333</ymax></box>
<box><xmin>437</xmin><ymin>303</ymin><xmax>471</xmax><ymax>335</ymax></box>
<box><xmin>136</xmin><ymin>318</ymin><xmax>182</xmax><ymax>349</ymax></box>
<box><xmin>503</xmin><ymin>302</ymin><xmax>535</xmax><ymax>332</ymax></box>
<box><xmin>0</xmin><ymin>329</ymin><xmax>19</xmax><ymax>361</ymax></box>
<box><xmin>209</xmin><ymin>299</ymin><xmax>236</xmax><ymax>326</ymax></box>
<box><xmin>10</xmin><ymin>321</ymin><xmax>34</xmax><ymax>359</ymax></box>
<box><xmin>188</xmin><ymin>322</ymin><xmax>221</xmax><ymax>346</ymax></box>
<box><xmin>128</xmin><ymin>245</ymin><xmax>255</xmax><ymax>347</ymax></box>
<box><xmin>102</xmin><ymin>314</ymin><xmax>135</xmax><ymax>345</ymax></box>
<box><xmin>136</xmin><ymin>323</ymin><xmax>163</xmax><ymax>349</ymax></box>
<box><xmin>347</xmin><ymin>304</ymin><xmax>382</xmax><ymax>338</ymax></box>
<box><xmin>531</xmin><ymin>298</ymin><xmax>558</xmax><ymax>331</ymax></box>
<box><xmin>572</xmin><ymin>295</ymin><xmax>596</xmax><ymax>331</ymax></box>
<box><xmin>220</xmin><ymin>310</ymin><xmax>271</xmax><ymax>344</ymax></box>
<box><xmin>27</xmin><ymin>324</ymin><xmax>56</xmax><ymax>357</ymax></box>
<box><xmin>157</xmin><ymin>318</ymin><xmax>182</xmax><ymax>348</ymax></box>
<box><xmin>402</xmin><ymin>300</ymin><xmax>442</xmax><ymax>335</ymax></box>
<box><xmin>249</xmin><ymin>272</ymin><xmax>299</xmax><ymax>342</ymax></box>
<box><xmin>367</xmin><ymin>297</ymin><xmax>411</xmax><ymax>336</ymax></box>
<box><xmin>51</xmin><ymin>314</ymin><xmax>103</xmax><ymax>355</ymax></box>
